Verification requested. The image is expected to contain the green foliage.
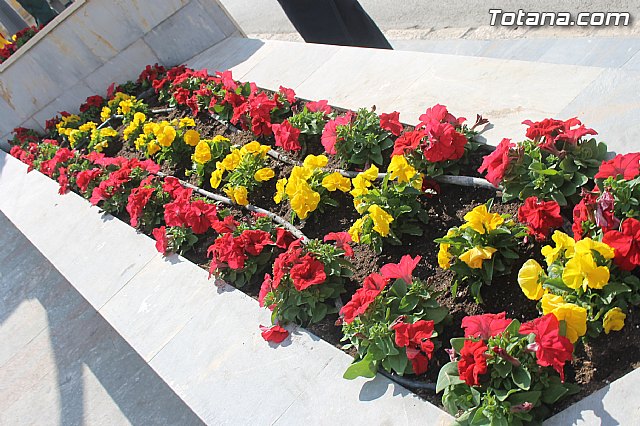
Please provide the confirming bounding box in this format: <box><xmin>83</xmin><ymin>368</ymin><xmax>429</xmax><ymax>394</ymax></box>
<box><xmin>335</xmin><ymin>108</ymin><xmax>395</xmax><ymax>167</ymax></box>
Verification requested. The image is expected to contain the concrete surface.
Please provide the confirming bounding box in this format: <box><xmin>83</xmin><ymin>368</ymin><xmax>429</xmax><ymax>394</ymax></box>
<box><xmin>0</xmin><ymin>0</ymin><xmax>242</xmax><ymax>149</ymax></box>
<box><xmin>186</xmin><ymin>37</ymin><xmax>639</xmax><ymax>155</ymax></box>
<box><xmin>0</xmin><ymin>210</ymin><xmax>205</xmax><ymax>425</ymax></box>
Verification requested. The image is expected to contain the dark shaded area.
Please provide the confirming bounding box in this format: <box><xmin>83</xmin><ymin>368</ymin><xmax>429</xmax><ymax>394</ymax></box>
<box><xmin>276</xmin><ymin>0</ymin><xmax>392</xmax><ymax>49</ymax></box>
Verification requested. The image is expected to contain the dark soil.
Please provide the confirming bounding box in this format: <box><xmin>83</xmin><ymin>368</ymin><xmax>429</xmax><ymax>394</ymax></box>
<box><xmin>104</xmin><ymin>87</ymin><xmax>640</xmax><ymax>415</ymax></box>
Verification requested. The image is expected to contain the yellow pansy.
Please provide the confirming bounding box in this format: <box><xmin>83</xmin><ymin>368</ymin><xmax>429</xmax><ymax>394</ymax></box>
<box><xmin>459</xmin><ymin>246</ymin><xmax>497</xmax><ymax>269</ymax></box>
<box><xmin>133</xmin><ymin>112</ymin><xmax>146</xmax><ymax>124</ymax></box>
<box><xmin>79</xmin><ymin>122</ymin><xmax>97</xmax><ymax>132</ymax></box>
<box><xmin>603</xmin><ymin>308</ymin><xmax>626</xmax><ymax>334</ymax></box>
<box><xmin>241</xmin><ymin>141</ymin><xmax>262</xmax><ymax>156</ymax></box>
<box><xmin>350</xmin><ymin>174</ymin><xmax>372</xmax><ymax>198</ymax></box>
<box><xmin>541</xmin><ymin>231</ymin><xmax>576</xmax><ymax>265</ymax></box>
<box><xmin>368</xmin><ymin>205</ymin><xmax>393</xmax><ymax>237</ymax></box>
<box><xmin>221</xmin><ymin>150</ymin><xmax>241</xmax><ymax>171</ymax></box>
<box><xmin>562</xmin><ymin>253</ymin><xmax>610</xmax><ymax>291</ymax></box>
<box><xmin>118</xmin><ymin>99</ymin><xmax>133</xmax><ymax>115</ymax></box>
<box><xmin>143</xmin><ymin>122</ymin><xmax>155</xmax><ymax>136</ymax></box>
<box><xmin>348</xmin><ymin>218</ymin><xmax>365</xmax><ymax>243</ymax></box>
<box><xmin>147</xmin><ymin>141</ymin><xmax>160</xmax><ymax>156</ymax></box>
<box><xmin>134</xmin><ymin>134</ymin><xmax>147</xmax><ymax>151</ymax></box>
<box><xmin>322</xmin><ymin>172</ymin><xmax>351</xmax><ymax>192</ymax></box>
<box><xmin>254</xmin><ymin>168</ymin><xmax>275</xmax><ymax>182</ymax></box>
<box><xmin>274</xmin><ymin>178</ymin><xmax>287</xmax><ymax>204</ymax></box>
<box><xmin>209</xmin><ymin>169</ymin><xmax>223</xmax><ymax>189</ymax></box>
<box><xmin>303</xmin><ymin>154</ymin><xmax>329</xmax><ymax>170</ymax></box>
<box><xmin>387</xmin><ymin>155</ymin><xmax>417</xmax><ymax>183</ymax></box>
<box><xmin>212</xmin><ymin>135</ymin><xmax>229</xmax><ymax>144</ymax></box>
<box><xmin>156</xmin><ymin>124</ymin><xmax>176</xmax><ymax>147</ymax></box>
<box><xmin>361</xmin><ymin>165</ymin><xmax>379</xmax><ymax>181</ymax></box>
<box><xmin>100</xmin><ymin>128</ymin><xmax>118</xmax><ymax>138</ymax></box>
<box><xmin>463</xmin><ymin>205</ymin><xmax>504</xmax><ymax>234</ymax></box>
<box><xmin>100</xmin><ymin>107</ymin><xmax>111</xmax><ymax>122</ymax></box>
<box><xmin>290</xmin><ymin>187</ymin><xmax>321</xmax><ymax>219</ymax></box>
<box><xmin>518</xmin><ymin>259</ymin><xmax>545</xmax><ymax>300</ymax></box>
<box><xmin>438</xmin><ymin>243</ymin><xmax>453</xmax><ymax>269</ymax></box>
<box><xmin>541</xmin><ymin>293</ymin><xmax>587</xmax><ymax>343</ymax></box>
<box><xmin>290</xmin><ymin>165</ymin><xmax>313</xmax><ymax>182</ymax></box>
<box><xmin>179</xmin><ymin>117</ymin><xmax>195</xmax><ymax>128</ymax></box>
<box><xmin>573</xmin><ymin>238</ymin><xmax>615</xmax><ymax>260</ymax></box>
<box><xmin>183</xmin><ymin>129</ymin><xmax>200</xmax><ymax>147</ymax></box>
<box><xmin>412</xmin><ymin>173</ymin><xmax>424</xmax><ymax>190</ymax></box>
<box><xmin>234</xmin><ymin>186</ymin><xmax>249</xmax><ymax>206</ymax></box>
<box><xmin>193</xmin><ymin>141</ymin><xmax>212</xmax><ymax>164</ymax></box>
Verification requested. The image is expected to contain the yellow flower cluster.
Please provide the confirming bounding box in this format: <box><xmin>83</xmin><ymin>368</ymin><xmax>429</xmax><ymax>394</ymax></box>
<box><xmin>123</xmin><ymin>112</ymin><xmax>147</xmax><ymax>141</ymax></box>
<box><xmin>541</xmin><ymin>293</ymin><xmax>587</xmax><ymax>343</ymax></box>
<box><xmin>91</xmin><ymin>127</ymin><xmax>118</xmax><ymax>152</ymax></box>
<box><xmin>387</xmin><ymin>155</ymin><xmax>418</xmax><ymax>184</ymax></box>
<box><xmin>350</xmin><ymin>164</ymin><xmax>379</xmax><ymax>199</ymax></box>
<box><xmin>461</xmin><ymin>204</ymin><xmax>504</xmax><ymax>234</ymax></box>
<box><xmin>274</xmin><ymin>154</ymin><xmax>351</xmax><ymax>220</ymax></box>
<box><xmin>56</xmin><ymin>114</ymin><xmax>81</xmax><ymax>138</ymax></box>
<box><xmin>348</xmin><ymin>204</ymin><xmax>394</xmax><ymax>242</ymax></box>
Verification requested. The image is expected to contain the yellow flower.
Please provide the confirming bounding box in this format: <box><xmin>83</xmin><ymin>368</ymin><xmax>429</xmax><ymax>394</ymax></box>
<box><xmin>368</xmin><ymin>205</ymin><xmax>393</xmax><ymax>237</ymax></box>
<box><xmin>118</xmin><ymin>99</ymin><xmax>133</xmax><ymax>115</ymax></box>
<box><xmin>541</xmin><ymin>293</ymin><xmax>587</xmax><ymax>343</ymax></box>
<box><xmin>209</xmin><ymin>169</ymin><xmax>223</xmax><ymax>189</ymax></box>
<box><xmin>274</xmin><ymin>178</ymin><xmax>287</xmax><ymax>204</ymax></box>
<box><xmin>303</xmin><ymin>154</ymin><xmax>328</xmax><ymax>170</ymax></box>
<box><xmin>387</xmin><ymin>155</ymin><xmax>417</xmax><ymax>183</ymax></box>
<box><xmin>100</xmin><ymin>128</ymin><xmax>118</xmax><ymax>138</ymax></box>
<box><xmin>156</xmin><ymin>124</ymin><xmax>176</xmax><ymax>147</ymax></box>
<box><xmin>234</xmin><ymin>186</ymin><xmax>249</xmax><ymax>206</ymax></box>
<box><xmin>241</xmin><ymin>141</ymin><xmax>262</xmax><ymax>156</ymax></box>
<box><xmin>100</xmin><ymin>107</ymin><xmax>111</xmax><ymax>122</ymax></box>
<box><xmin>143</xmin><ymin>122</ymin><xmax>155</xmax><ymax>136</ymax></box>
<box><xmin>438</xmin><ymin>243</ymin><xmax>452</xmax><ymax>269</ymax></box>
<box><xmin>541</xmin><ymin>231</ymin><xmax>576</xmax><ymax>265</ymax></box>
<box><xmin>361</xmin><ymin>165</ymin><xmax>379</xmax><ymax>181</ymax></box>
<box><xmin>573</xmin><ymin>238</ymin><xmax>615</xmax><ymax>260</ymax></box>
<box><xmin>562</xmin><ymin>253</ymin><xmax>610</xmax><ymax>291</ymax></box>
<box><xmin>290</xmin><ymin>187</ymin><xmax>321</xmax><ymax>219</ymax></box>
<box><xmin>350</xmin><ymin>174</ymin><xmax>372</xmax><ymax>198</ymax></box>
<box><xmin>147</xmin><ymin>141</ymin><xmax>160</xmax><ymax>156</ymax></box>
<box><xmin>463</xmin><ymin>205</ymin><xmax>504</xmax><ymax>234</ymax></box>
<box><xmin>459</xmin><ymin>246</ymin><xmax>497</xmax><ymax>269</ymax></box>
<box><xmin>221</xmin><ymin>150</ymin><xmax>241</xmax><ymax>171</ymax></box>
<box><xmin>133</xmin><ymin>112</ymin><xmax>146</xmax><ymax>124</ymax></box>
<box><xmin>134</xmin><ymin>134</ymin><xmax>147</xmax><ymax>151</ymax></box>
<box><xmin>348</xmin><ymin>218</ymin><xmax>365</xmax><ymax>243</ymax></box>
<box><xmin>179</xmin><ymin>117</ymin><xmax>196</xmax><ymax>128</ymax></box>
<box><xmin>194</xmin><ymin>141</ymin><xmax>212</xmax><ymax>164</ymax></box>
<box><xmin>254</xmin><ymin>168</ymin><xmax>275</xmax><ymax>182</ymax></box>
<box><xmin>184</xmin><ymin>129</ymin><xmax>200</xmax><ymax>147</ymax></box>
<box><xmin>213</xmin><ymin>135</ymin><xmax>230</xmax><ymax>143</ymax></box>
<box><xmin>79</xmin><ymin>122</ymin><xmax>97</xmax><ymax>132</ymax></box>
<box><xmin>603</xmin><ymin>308</ymin><xmax>626</xmax><ymax>334</ymax></box>
<box><xmin>322</xmin><ymin>172</ymin><xmax>351</xmax><ymax>192</ymax></box>
<box><xmin>518</xmin><ymin>259</ymin><xmax>545</xmax><ymax>300</ymax></box>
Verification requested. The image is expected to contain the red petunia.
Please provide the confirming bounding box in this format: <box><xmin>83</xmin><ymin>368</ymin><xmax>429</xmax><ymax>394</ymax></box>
<box><xmin>422</xmin><ymin>122</ymin><xmax>467</xmax><ymax>163</ymax></box>
<box><xmin>458</xmin><ymin>340</ymin><xmax>488</xmax><ymax>386</ymax></box>
<box><xmin>603</xmin><ymin>218</ymin><xmax>640</xmax><ymax>271</ymax></box>
<box><xmin>278</xmin><ymin>86</ymin><xmax>296</xmax><ymax>104</ymax></box>
<box><xmin>392</xmin><ymin>319</ymin><xmax>435</xmax><ymax>375</ymax></box>
<box><xmin>76</xmin><ymin>168</ymin><xmax>102</xmax><ymax>192</ymax></box>
<box><xmin>152</xmin><ymin>226</ymin><xmax>169</xmax><ymax>255</ymax></box>
<box><xmin>339</xmin><ymin>273</ymin><xmax>388</xmax><ymax>324</ymax></box>
<box><xmin>392</xmin><ymin>129</ymin><xmax>424</xmax><ymax>156</ymax></box>
<box><xmin>321</xmin><ymin>113</ymin><xmax>352</xmax><ymax>155</ymax></box>
<box><xmin>520</xmin><ymin>314</ymin><xmax>573</xmax><ymax>382</ymax></box>
<box><xmin>126</xmin><ymin>185</ymin><xmax>155</xmax><ymax>227</ymax></box>
<box><xmin>260</xmin><ymin>324</ymin><xmax>289</xmax><ymax>343</ymax></box>
<box><xmin>289</xmin><ymin>254</ymin><xmax>326</xmax><ymax>291</ymax></box>
<box><xmin>259</xmin><ymin>273</ymin><xmax>275</xmax><ymax>309</ymax></box>
<box><xmin>478</xmin><ymin>138</ymin><xmax>514</xmax><ymax>187</ymax></box>
<box><xmin>380</xmin><ymin>255</ymin><xmax>421</xmax><ymax>285</ymax></box>
<box><xmin>275</xmin><ymin>228</ymin><xmax>296</xmax><ymax>249</ymax></box>
<box><xmin>518</xmin><ymin>197</ymin><xmax>563</xmax><ymax>241</ymax></box>
<box><xmin>379</xmin><ymin>111</ymin><xmax>403</xmax><ymax>136</ymax></box>
<box><xmin>272</xmin><ymin>120</ymin><xmax>302</xmax><ymax>152</ymax></box>
<box><xmin>418</xmin><ymin>104</ymin><xmax>465</xmax><ymax>127</ymax></box>
<box><xmin>595</xmin><ymin>153</ymin><xmax>640</xmax><ymax>181</ymax></box>
<box><xmin>323</xmin><ymin>231</ymin><xmax>353</xmax><ymax>257</ymax></box>
<box><xmin>572</xmin><ymin>190</ymin><xmax>598</xmax><ymax>240</ymax></box>
<box><xmin>212</xmin><ymin>215</ymin><xmax>238</xmax><ymax>234</ymax></box>
<box><xmin>306</xmin><ymin>99</ymin><xmax>331</xmax><ymax>115</ymax></box>
<box><xmin>461</xmin><ymin>312</ymin><xmax>512</xmax><ymax>340</ymax></box>
<box><xmin>240</xmin><ymin>229</ymin><xmax>274</xmax><ymax>256</ymax></box>
<box><xmin>57</xmin><ymin>167</ymin><xmax>69</xmax><ymax>195</ymax></box>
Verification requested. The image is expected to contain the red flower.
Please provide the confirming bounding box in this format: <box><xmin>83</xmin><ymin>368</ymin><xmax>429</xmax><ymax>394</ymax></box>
<box><xmin>458</xmin><ymin>340</ymin><xmax>488</xmax><ymax>386</ymax></box>
<box><xmin>272</xmin><ymin>241</ymin><xmax>304</xmax><ymax>287</ymax></box>
<box><xmin>289</xmin><ymin>254</ymin><xmax>326</xmax><ymax>291</ymax></box>
<box><xmin>126</xmin><ymin>185</ymin><xmax>155</xmax><ymax>227</ymax></box>
<box><xmin>392</xmin><ymin>129</ymin><xmax>423</xmax><ymax>156</ymax></box>
<box><xmin>212</xmin><ymin>215</ymin><xmax>238</xmax><ymax>234</ymax></box>
<box><xmin>419</xmin><ymin>104</ymin><xmax>465</xmax><ymax>127</ymax></box>
<box><xmin>259</xmin><ymin>273</ymin><xmax>275</xmax><ymax>309</ymax></box>
<box><xmin>306</xmin><ymin>99</ymin><xmax>331</xmax><ymax>115</ymax></box>
<box><xmin>275</xmin><ymin>228</ymin><xmax>296</xmax><ymax>249</ymax></box>
<box><xmin>380</xmin><ymin>255</ymin><xmax>420</xmax><ymax>285</ymax></box>
<box><xmin>152</xmin><ymin>226</ymin><xmax>169</xmax><ymax>255</ymax></box>
<box><xmin>321</xmin><ymin>113</ymin><xmax>352</xmax><ymax>155</ymax></box>
<box><xmin>76</xmin><ymin>168</ymin><xmax>102</xmax><ymax>192</ymax></box>
<box><xmin>478</xmin><ymin>138</ymin><xmax>514</xmax><ymax>186</ymax></box>
<box><xmin>379</xmin><ymin>111</ymin><xmax>403</xmax><ymax>136</ymax></box>
<box><xmin>339</xmin><ymin>273</ymin><xmax>388</xmax><ymax>324</ymax></box>
<box><xmin>522</xmin><ymin>117</ymin><xmax>596</xmax><ymax>151</ymax></box>
<box><xmin>594</xmin><ymin>190</ymin><xmax>620</xmax><ymax>233</ymax></box>
<box><xmin>260</xmin><ymin>324</ymin><xmax>289</xmax><ymax>343</ymax></box>
<box><xmin>603</xmin><ymin>218</ymin><xmax>640</xmax><ymax>271</ymax></box>
<box><xmin>207</xmin><ymin>233</ymin><xmax>247</xmax><ymax>273</ymax></box>
<box><xmin>278</xmin><ymin>86</ymin><xmax>296</xmax><ymax>104</ymax></box>
<box><xmin>272</xmin><ymin>120</ymin><xmax>302</xmax><ymax>152</ymax></box>
<box><xmin>461</xmin><ymin>312</ymin><xmax>512</xmax><ymax>340</ymax></box>
<box><xmin>520</xmin><ymin>314</ymin><xmax>573</xmax><ymax>382</ymax></box>
<box><xmin>247</xmin><ymin>92</ymin><xmax>277</xmax><ymax>136</ymax></box>
<box><xmin>572</xmin><ymin>190</ymin><xmax>598</xmax><ymax>240</ymax></box>
<box><xmin>392</xmin><ymin>319</ymin><xmax>435</xmax><ymax>375</ymax></box>
<box><xmin>79</xmin><ymin>95</ymin><xmax>104</xmax><ymax>113</ymax></box>
<box><xmin>57</xmin><ymin>167</ymin><xmax>69</xmax><ymax>195</ymax></box>
<box><xmin>518</xmin><ymin>197</ymin><xmax>563</xmax><ymax>240</ymax></box>
<box><xmin>595</xmin><ymin>153</ymin><xmax>640</xmax><ymax>180</ymax></box>
<box><xmin>422</xmin><ymin>122</ymin><xmax>467</xmax><ymax>163</ymax></box>
<box><xmin>323</xmin><ymin>232</ymin><xmax>353</xmax><ymax>257</ymax></box>
<box><xmin>240</xmin><ymin>229</ymin><xmax>274</xmax><ymax>256</ymax></box>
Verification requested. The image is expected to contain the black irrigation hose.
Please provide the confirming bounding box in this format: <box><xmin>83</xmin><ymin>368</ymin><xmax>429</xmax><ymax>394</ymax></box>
<box><xmin>153</xmin><ymin>171</ymin><xmax>309</xmax><ymax>243</ymax></box>
<box><xmin>378</xmin><ymin>369</ymin><xmax>437</xmax><ymax>391</ymax></box>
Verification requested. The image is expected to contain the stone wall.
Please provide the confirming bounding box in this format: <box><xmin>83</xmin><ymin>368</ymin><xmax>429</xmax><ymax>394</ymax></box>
<box><xmin>0</xmin><ymin>0</ymin><xmax>243</xmax><ymax>150</ymax></box>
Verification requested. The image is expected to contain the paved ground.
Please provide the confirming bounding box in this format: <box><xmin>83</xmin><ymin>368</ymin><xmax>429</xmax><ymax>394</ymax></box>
<box><xmin>0</xmin><ymin>210</ymin><xmax>204</xmax><ymax>425</ymax></box>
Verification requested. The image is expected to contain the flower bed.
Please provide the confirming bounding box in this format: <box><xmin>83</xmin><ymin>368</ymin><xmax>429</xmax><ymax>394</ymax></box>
<box><xmin>6</xmin><ymin>63</ymin><xmax>640</xmax><ymax>425</ymax></box>
<box><xmin>0</xmin><ymin>26</ymin><xmax>40</xmax><ymax>64</ymax></box>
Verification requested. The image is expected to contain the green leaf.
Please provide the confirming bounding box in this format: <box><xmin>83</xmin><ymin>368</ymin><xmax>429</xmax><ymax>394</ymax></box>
<box><xmin>388</xmin><ymin>352</ymin><xmax>409</xmax><ymax>375</ymax></box>
<box><xmin>511</xmin><ymin>366</ymin><xmax>532</xmax><ymax>390</ymax></box>
<box><xmin>541</xmin><ymin>384</ymin><xmax>569</xmax><ymax>404</ymax></box>
<box><xmin>436</xmin><ymin>361</ymin><xmax>464</xmax><ymax>393</ymax></box>
<box><xmin>343</xmin><ymin>354</ymin><xmax>377</xmax><ymax>380</ymax></box>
